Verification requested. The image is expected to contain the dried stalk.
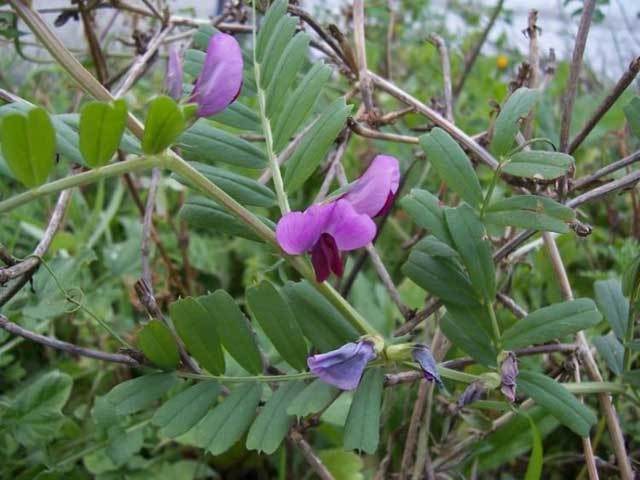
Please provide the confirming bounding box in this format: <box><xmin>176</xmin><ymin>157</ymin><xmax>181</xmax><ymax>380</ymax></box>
<box><xmin>543</xmin><ymin>232</ymin><xmax>632</xmax><ymax>479</ymax></box>
<box><xmin>569</xmin><ymin>56</ymin><xmax>640</xmax><ymax>154</ymax></box>
<box><xmin>558</xmin><ymin>0</ymin><xmax>597</xmax><ymax>153</ymax></box>
<box><xmin>427</xmin><ymin>34</ymin><xmax>453</xmax><ymax>122</ymax></box>
<box><xmin>0</xmin><ymin>315</ymin><xmax>140</xmax><ymax>366</ymax></box>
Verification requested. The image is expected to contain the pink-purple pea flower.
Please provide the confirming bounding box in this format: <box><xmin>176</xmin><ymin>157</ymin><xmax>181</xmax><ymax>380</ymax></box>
<box><xmin>191</xmin><ymin>33</ymin><xmax>244</xmax><ymax>118</ymax></box>
<box><xmin>307</xmin><ymin>341</ymin><xmax>376</xmax><ymax>390</ymax></box>
<box><xmin>166</xmin><ymin>45</ymin><xmax>183</xmax><ymax>101</ymax></box>
<box><xmin>341</xmin><ymin>155</ymin><xmax>400</xmax><ymax>218</ymax></box>
<box><xmin>275</xmin><ymin>155</ymin><xmax>399</xmax><ymax>283</ymax></box>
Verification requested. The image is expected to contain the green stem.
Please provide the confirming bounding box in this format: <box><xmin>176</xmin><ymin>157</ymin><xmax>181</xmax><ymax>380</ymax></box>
<box><xmin>623</xmin><ymin>290</ymin><xmax>638</xmax><ymax>372</ymax></box>
<box><xmin>564</xmin><ymin>381</ymin><xmax>627</xmax><ymax>395</ymax></box>
<box><xmin>487</xmin><ymin>301</ymin><xmax>501</xmax><ymax>348</ymax></box>
<box><xmin>252</xmin><ymin>1</ymin><xmax>290</xmax><ymax>214</ymax></box>
<box><xmin>0</xmin><ymin>156</ymin><xmax>162</xmax><ymax>214</ymax></box>
<box><xmin>479</xmin><ymin>163</ymin><xmax>502</xmax><ymax>218</ymax></box>
<box><xmin>438</xmin><ymin>366</ymin><xmax>481</xmax><ymax>384</ymax></box>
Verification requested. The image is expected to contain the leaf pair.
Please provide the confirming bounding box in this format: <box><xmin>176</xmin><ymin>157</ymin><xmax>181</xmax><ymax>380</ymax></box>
<box><xmin>138</xmin><ymin>291</ymin><xmax>263</xmax><ymax>375</ymax></box>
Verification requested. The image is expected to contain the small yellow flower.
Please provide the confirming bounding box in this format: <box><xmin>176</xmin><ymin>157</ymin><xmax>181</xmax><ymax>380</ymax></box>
<box><xmin>496</xmin><ymin>55</ymin><xmax>509</xmax><ymax>70</ymax></box>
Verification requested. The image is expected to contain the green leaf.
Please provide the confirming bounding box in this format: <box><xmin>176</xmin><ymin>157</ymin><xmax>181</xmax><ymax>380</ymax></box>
<box><xmin>317</xmin><ymin>449</ymin><xmax>364</xmax><ymax>480</ymax></box>
<box><xmin>502</xmin><ymin>150</ymin><xmax>573</xmax><ymax>180</ymax></box>
<box><xmin>593</xmin><ymin>333</ymin><xmax>624</xmax><ymax>376</ymax></box>
<box><xmin>265</xmin><ymin>32</ymin><xmax>311</xmax><ymax>117</ymax></box>
<box><xmin>484</xmin><ymin>195</ymin><xmax>575</xmax><ymax>233</ymax></box>
<box><xmin>152</xmin><ymin>381</ymin><xmax>220</xmax><ymax>438</ymax></box>
<box><xmin>622</xmin><ymin>252</ymin><xmax>640</xmax><ymax>300</ymax></box>
<box><xmin>273</xmin><ymin>63</ymin><xmax>333</xmax><ymax>152</ymax></box>
<box><xmin>623</xmin><ymin>96</ymin><xmax>640</xmax><ymax>138</ymax></box>
<box><xmin>246</xmin><ymin>382</ymin><xmax>305</xmax><ymax>454</ymax></box>
<box><xmin>106</xmin><ymin>426</ymin><xmax>144</xmax><ymax>467</ymax></box>
<box><xmin>502</xmin><ymin>299</ymin><xmax>602</xmax><ymax>349</ymax></box>
<box><xmin>210</xmin><ymin>101</ymin><xmax>260</xmax><ymax>131</ymax></box>
<box><xmin>79</xmin><ymin>100</ymin><xmax>127</xmax><ymax>167</ymax></box>
<box><xmin>594</xmin><ymin>279</ymin><xmax>629</xmax><ymax>340</ymax></box>
<box><xmin>3</xmin><ymin>371</ymin><xmax>72</xmax><ymax>447</ymax></box>
<box><xmin>517</xmin><ymin>370</ymin><xmax>596</xmax><ymax>437</ymax></box>
<box><xmin>343</xmin><ymin>368</ymin><xmax>384</xmax><ymax>454</ymax></box>
<box><xmin>282</xmin><ymin>280</ymin><xmax>359</xmax><ymax>352</ymax></box>
<box><xmin>490</xmin><ymin>88</ymin><xmax>540</xmax><ymax>157</ymax></box>
<box><xmin>246</xmin><ymin>281</ymin><xmax>308</xmax><ymax>370</ymax></box>
<box><xmin>105</xmin><ymin>373</ymin><xmax>178</xmax><ymax>415</ymax></box>
<box><xmin>178</xmin><ymin>120</ymin><xmax>267</xmax><ymax>169</ymax></box>
<box><xmin>400</xmin><ymin>188</ymin><xmax>453</xmax><ymax>245</ymax></box>
<box><xmin>137</xmin><ymin>319</ymin><xmax>180</xmax><ymax>370</ymax></box>
<box><xmin>179</xmin><ymin>196</ymin><xmax>274</xmax><ymax>242</ymax></box>
<box><xmin>255</xmin><ymin>0</ymin><xmax>288</xmax><ymax>63</ymax></box>
<box><xmin>284</xmin><ymin>97</ymin><xmax>351</xmax><ymax>192</ymax></box>
<box><xmin>260</xmin><ymin>15</ymin><xmax>297</xmax><ymax>86</ymax></box>
<box><xmin>286</xmin><ymin>379</ymin><xmax>339</xmax><ymax>418</ymax></box>
<box><xmin>441</xmin><ymin>304</ymin><xmax>497</xmax><ymax>366</ymax></box>
<box><xmin>199</xmin><ymin>290</ymin><xmax>263</xmax><ymax>375</ymax></box>
<box><xmin>445</xmin><ymin>205</ymin><xmax>496</xmax><ymax>301</ymax></box>
<box><xmin>178</xmin><ymin>162</ymin><xmax>275</xmax><ymax>207</ymax></box>
<box><xmin>524</xmin><ymin>414</ymin><xmax>543</xmax><ymax>480</ymax></box>
<box><xmin>419</xmin><ymin>127</ymin><xmax>483</xmax><ymax>208</ymax></box>
<box><xmin>171</xmin><ymin>297</ymin><xmax>225</xmax><ymax>374</ymax></box>
<box><xmin>142</xmin><ymin>95</ymin><xmax>186</xmax><ymax>154</ymax></box>
<box><xmin>1</xmin><ymin>107</ymin><xmax>55</xmax><ymax>187</ymax></box>
<box><xmin>195</xmin><ymin>383</ymin><xmax>262</xmax><ymax>455</ymax></box>
<box><xmin>473</xmin><ymin>406</ymin><xmax>558</xmax><ymax>472</ymax></box>
<box><xmin>623</xmin><ymin>370</ymin><xmax>640</xmax><ymax>387</ymax></box>
<box><xmin>402</xmin><ymin>250</ymin><xmax>479</xmax><ymax>307</ymax></box>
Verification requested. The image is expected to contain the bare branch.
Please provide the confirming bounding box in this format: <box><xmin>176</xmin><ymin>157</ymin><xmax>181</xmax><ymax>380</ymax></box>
<box><xmin>427</xmin><ymin>34</ymin><xmax>454</xmax><ymax>122</ymax></box>
<box><xmin>559</xmin><ymin>0</ymin><xmax>597</xmax><ymax>153</ymax></box>
<box><xmin>0</xmin><ymin>314</ymin><xmax>140</xmax><ymax>366</ymax></box>
<box><xmin>289</xmin><ymin>431</ymin><xmax>335</xmax><ymax>480</ymax></box>
<box><xmin>353</xmin><ymin>0</ymin><xmax>376</xmax><ymax>120</ymax></box>
<box><xmin>543</xmin><ymin>233</ymin><xmax>632</xmax><ymax>479</ymax></box>
<box><xmin>0</xmin><ymin>189</ymin><xmax>71</xmax><ymax>287</ymax></box>
<box><xmin>141</xmin><ymin>168</ymin><xmax>160</xmax><ymax>295</ymax></box>
<box><xmin>569</xmin><ymin>56</ymin><xmax>640</xmax><ymax>154</ymax></box>
<box><xmin>453</xmin><ymin>0</ymin><xmax>505</xmax><ymax>97</ymax></box>
<box><xmin>572</xmin><ymin>150</ymin><xmax>640</xmax><ymax>191</ymax></box>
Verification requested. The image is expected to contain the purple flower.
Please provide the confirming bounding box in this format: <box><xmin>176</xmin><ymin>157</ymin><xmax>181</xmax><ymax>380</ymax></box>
<box><xmin>308</xmin><ymin>341</ymin><xmax>376</xmax><ymax>390</ymax></box>
<box><xmin>412</xmin><ymin>344</ymin><xmax>442</xmax><ymax>386</ymax></box>
<box><xmin>191</xmin><ymin>33</ymin><xmax>243</xmax><ymax>118</ymax></box>
<box><xmin>500</xmin><ymin>351</ymin><xmax>519</xmax><ymax>402</ymax></box>
<box><xmin>276</xmin><ymin>199</ymin><xmax>376</xmax><ymax>282</ymax></box>
<box><xmin>456</xmin><ymin>381</ymin><xmax>485</xmax><ymax>409</ymax></box>
<box><xmin>166</xmin><ymin>45</ymin><xmax>183</xmax><ymax>101</ymax></box>
<box><xmin>341</xmin><ymin>155</ymin><xmax>400</xmax><ymax>217</ymax></box>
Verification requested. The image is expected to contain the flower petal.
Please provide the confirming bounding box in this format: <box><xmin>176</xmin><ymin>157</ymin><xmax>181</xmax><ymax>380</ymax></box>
<box><xmin>275</xmin><ymin>203</ymin><xmax>330</xmax><ymax>254</ymax></box>
<box><xmin>500</xmin><ymin>351</ymin><xmax>519</xmax><ymax>402</ymax></box>
<box><xmin>412</xmin><ymin>344</ymin><xmax>442</xmax><ymax>386</ymax></box>
<box><xmin>192</xmin><ymin>33</ymin><xmax>244</xmax><ymax>117</ymax></box>
<box><xmin>166</xmin><ymin>45</ymin><xmax>183</xmax><ymax>101</ymax></box>
<box><xmin>342</xmin><ymin>155</ymin><xmax>400</xmax><ymax>217</ymax></box>
<box><xmin>311</xmin><ymin>233</ymin><xmax>344</xmax><ymax>282</ymax></box>
<box><xmin>324</xmin><ymin>200</ymin><xmax>376</xmax><ymax>251</ymax></box>
<box><xmin>308</xmin><ymin>341</ymin><xmax>376</xmax><ymax>390</ymax></box>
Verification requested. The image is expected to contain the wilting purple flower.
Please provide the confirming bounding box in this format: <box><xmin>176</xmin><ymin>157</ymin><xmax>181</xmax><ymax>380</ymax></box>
<box><xmin>500</xmin><ymin>351</ymin><xmax>519</xmax><ymax>402</ymax></box>
<box><xmin>308</xmin><ymin>341</ymin><xmax>376</xmax><ymax>390</ymax></box>
<box><xmin>191</xmin><ymin>33</ymin><xmax>243</xmax><ymax>117</ymax></box>
<box><xmin>341</xmin><ymin>155</ymin><xmax>400</xmax><ymax>217</ymax></box>
<box><xmin>166</xmin><ymin>45</ymin><xmax>183</xmax><ymax>101</ymax></box>
<box><xmin>412</xmin><ymin>344</ymin><xmax>442</xmax><ymax>386</ymax></box>
<box><xmin>276</xmin><ymin>199</ymin><xmax>375</xmax><ymax>282</ymax></box>
<box><xmin>457</xmin><ymin>381</ymin><xmax>485</xmax><ymax>409</ymax></box>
